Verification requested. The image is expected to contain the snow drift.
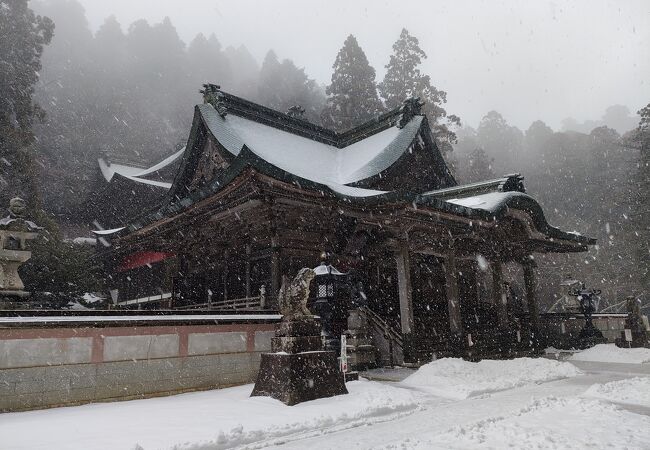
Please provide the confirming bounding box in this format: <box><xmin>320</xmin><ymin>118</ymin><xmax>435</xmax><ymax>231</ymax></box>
<box><xmin>401</xmin><ymin>357</ymin><xmax>582</xmax><ymax>399</ymax></box>
<box><xmin>570</xmin><ymin>344</ymin><xmax>650</xmax><ymax>364</ymax></box>
<box><xmin>585</xmin><ymin>377</ymin><xmax>650</xmax><ymax>408</ymax></box>
<box><xmin>430</xmin><ymin>396</ymin><xmax>650</xmax><ymax>450</ymax></box>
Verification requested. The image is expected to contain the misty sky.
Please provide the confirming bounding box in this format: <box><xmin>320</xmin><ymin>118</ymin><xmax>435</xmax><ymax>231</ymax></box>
<box><xmin>75</xmin><ymin>0</ymin><xmax>649</xmax><ymax>130</ymax></box>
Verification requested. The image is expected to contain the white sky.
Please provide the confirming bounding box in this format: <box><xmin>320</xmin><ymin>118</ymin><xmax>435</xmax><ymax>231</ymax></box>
<box><xmin>76</xmin><ymin>0</ymin><xmax>650</xmax><ymax>130</ymax></box>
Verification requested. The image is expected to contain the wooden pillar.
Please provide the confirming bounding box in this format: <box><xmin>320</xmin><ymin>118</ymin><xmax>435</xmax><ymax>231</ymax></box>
<box><xmin>245</xmin><ymin>244</ymin><xmax>251</xmax><ymax>298</ymax></box>
<box><xmin>492</xmin><ymin>260</ymin><xmax>508</xmax><ymax>328</ymax></box>
<box><xmin>522</xmin><ymin>258</ymin><xmax>540</xmax><ymax>333</ymax></box>
<box><xmin>222</xmin><ymin>249</ymin><xmax>229</xmax><ymax>301</ymax></box>
<box><xmin>394</xmin><ymin>242</ymin><xmax>414</xmax><ymax>335</ymax></box>
<box><xmin>270</xmin><ymin>235</ymin><xmax>281</xmax><ymax>299</ymax></box>
<box><xmin>444</xmin><ymin>254</ymin><xmax>462</xmax><ymax>335</ymax></box>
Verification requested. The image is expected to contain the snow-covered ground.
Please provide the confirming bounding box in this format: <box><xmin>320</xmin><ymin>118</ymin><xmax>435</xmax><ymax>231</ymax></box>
<box><xmin>1</xmin><ymin>351</ymin><xmax>649</xmax><ymax>450</ymax></box>
<box><xmin>569</xmin><ymin>343</ymin><xmax>650</xmax><ymax>364</ymax></box>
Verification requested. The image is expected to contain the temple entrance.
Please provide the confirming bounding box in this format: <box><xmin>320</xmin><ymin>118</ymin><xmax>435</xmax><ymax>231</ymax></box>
<box><xmin>412</xmin><ymin>255</ymin><xmax>449</xmax><ymax>346</ymax></box>
<box><xmin>458</xmin><ymin>260</ymin><xmax>499</xmax><ymax>350</ymax></box>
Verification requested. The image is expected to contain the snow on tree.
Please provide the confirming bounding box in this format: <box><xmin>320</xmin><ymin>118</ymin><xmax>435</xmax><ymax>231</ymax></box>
<box><xmin>321</xmin><ymin>34</ymin><xmax>384</xmax><ymax>131</ymax></box>
<box><xmin>379</xmin><ymin>28</ymin><xmax>460</xmax><ymax>153</ymax></box>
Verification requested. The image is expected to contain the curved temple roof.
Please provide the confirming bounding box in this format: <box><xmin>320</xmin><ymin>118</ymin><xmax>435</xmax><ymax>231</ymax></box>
<box><xmin>101</xmin><ymin>88</ymin><xmax>594</xmax><ymax>252</ymax></box>
<box><xmin>198</xmin><ymin>103</ymin><xmax>424</xmax><ymax>186</ymax></box>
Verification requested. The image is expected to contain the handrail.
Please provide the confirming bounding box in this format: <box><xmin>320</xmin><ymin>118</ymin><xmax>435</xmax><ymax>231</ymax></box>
<box><xmin>360</xmin><ymin>306</ymin><xmax>403</xmax><ymax>347</ymax></box>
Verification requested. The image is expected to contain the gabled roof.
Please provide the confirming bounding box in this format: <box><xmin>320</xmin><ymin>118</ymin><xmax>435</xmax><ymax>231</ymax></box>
<box><xmin>167</xmin><ymin>88</ymin><xmax>455</xmax><ymax>201</ymax></box>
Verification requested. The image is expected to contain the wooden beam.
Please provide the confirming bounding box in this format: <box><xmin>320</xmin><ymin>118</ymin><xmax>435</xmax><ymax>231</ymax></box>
<box><xmin>395</xmin><ymin>241</ymin><xmax>414</xmax><ymax>335</ymax></box>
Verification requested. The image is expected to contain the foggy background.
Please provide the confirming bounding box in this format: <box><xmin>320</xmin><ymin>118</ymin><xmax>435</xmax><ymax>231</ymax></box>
<box><xmin>77</xmin><ymin>0</ymin><xmax>650</xmax><ymax>130</ymax></box>
<box><xmin>6</xmin><ymin>0</ymin><xmax>647</xmax><ymax>306</ymax></box>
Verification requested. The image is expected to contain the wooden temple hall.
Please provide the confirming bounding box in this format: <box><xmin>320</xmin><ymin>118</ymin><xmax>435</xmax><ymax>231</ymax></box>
<box><xmin>96</xmin><ymin>84</ymin><xmax>595</xmax><ymax>361</ymax></box>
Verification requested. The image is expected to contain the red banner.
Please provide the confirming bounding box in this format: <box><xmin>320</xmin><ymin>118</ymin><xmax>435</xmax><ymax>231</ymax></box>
<box><xmin>118</xmin><ymin>251</ymin><xmax>174</xmax><ymax>271</ymax></box>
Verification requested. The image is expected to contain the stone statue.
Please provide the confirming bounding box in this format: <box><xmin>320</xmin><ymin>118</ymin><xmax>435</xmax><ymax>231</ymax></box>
<box><xmin>251</xmin><ymin>266</ymin><xmax>348</xmax><ymax>405</ymax></box>
<box><xmin>0</xmin><ymin>198</ymin><xmax>41</xmax><ymax>298</ymax></box>
<box><xmin>277</xmin><ymin>267</ymin><xmax>315</xmax><ymax>319</ymax></box>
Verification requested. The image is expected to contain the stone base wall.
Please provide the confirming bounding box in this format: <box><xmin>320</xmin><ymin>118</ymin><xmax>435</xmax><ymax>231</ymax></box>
<box><xmin>540</xmin><ymin>314</ymin><xmax>627</xmax><ymax>349</ymax></box>
<box><xmin>0</xmin><ymin>323</ymin><xmax>277</xmax><ymax>412</ymax></box>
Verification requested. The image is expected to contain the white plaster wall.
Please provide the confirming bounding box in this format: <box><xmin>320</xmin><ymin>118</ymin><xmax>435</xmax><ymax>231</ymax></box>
<box><xmin>0</xmin><ymin>338</ymin><xmax>92</xmax><ymax>369</ymax></box>
<box><xmin>188</xmin><ymin>332</ymin><xmax>247</xmax><ymax>355</ymax></box>
<box><xmin>254</xmin><ymin>331</ymin><xmax>274</xmax><ymax>352</ymax></box>
<box><xmin>103</xmin><ymin>334</ymin><xmax>179</xmax><ymax>362</ymax></box>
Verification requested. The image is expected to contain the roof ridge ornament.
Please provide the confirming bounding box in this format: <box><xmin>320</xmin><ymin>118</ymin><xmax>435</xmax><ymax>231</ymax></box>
<box><xmin>286</xmin><ymin>105</ymin><xmax>306</xmax><ymax>119</ymax></box>
<box><xmin>500</xmin><ymin>173</ymin><xmax>526</xmax><ymax>193</ymax></box>
<box><xmin>201</xmin><ymin>83</ymin><xmax>228</xmax><ymax>117</ymax></box>
<box><xmin>397</xmin><ymin>97</ymin><xmax>425</xmax><ymax>129</ymax></box>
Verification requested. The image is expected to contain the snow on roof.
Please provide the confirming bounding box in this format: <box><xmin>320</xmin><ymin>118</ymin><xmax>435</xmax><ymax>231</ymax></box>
<box><xmin>446</xmin><ymin>192</ymin><xmax>519</xmax><ymax>213</ymax></box>
<box><xmin>313</xmin><ymin>264</ymin><xmax>346</xmax><ymax>276</ymax></box>
<box><xmin>98</xmin><ymin>158</ymin><xmax>145</xmax><ymax>182</ymax></box>
<box><xmin>122</xmin><ymin>175</ymin><xmax>172</xmax><ymax>189</ymax></box>
<box><xmin>326</xmin><ymin>183</ymin><xmax>388</xmax><ymax>198</ymax></box>
<box><xmin>98</xmin><ymin>147</ymin><xmax>184</xmax><ymax>185</ymax></box>
<box><xmin>201</xmin><ymin>104</ymin><xmax>423</xmax><ymax>187</ymax></box>
<box><xmin>133</xmin><ymin>146</ymin><xmax>185</xmax><ymax>177</ymax></box>
<box><xmin>92</xmin><ymin>227</ymin><xmax>125</xmax><ymax>235</ymax></box>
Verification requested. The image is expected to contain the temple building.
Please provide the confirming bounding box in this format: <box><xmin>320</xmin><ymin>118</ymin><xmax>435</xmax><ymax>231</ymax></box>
<box><xmin>94</xmin><ymin>85</ymin><xmax>595</xmax><ymax>360</ymax></box>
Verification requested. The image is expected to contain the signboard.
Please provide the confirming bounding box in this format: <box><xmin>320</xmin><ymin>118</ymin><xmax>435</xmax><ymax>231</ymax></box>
<box><xmin>624</xmin><ymin>329</ymin><xmax>633</xmax><ymax>342</ymax></box>
<box><xmin>340</xmin><ymin>334</ymin><xmax>348</xmax><ymax>373</ymax></box>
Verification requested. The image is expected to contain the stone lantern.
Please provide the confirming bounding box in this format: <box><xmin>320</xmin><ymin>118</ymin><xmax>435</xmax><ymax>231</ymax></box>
<box><xmin>0</xmin><ymin>198</ymin><xmax>41</xmax><ymax>298</ymax></box>
<box><xmin>312</xmin><ymin>252</ymin><xmax>348</xmax><ymax>351</ymax></box>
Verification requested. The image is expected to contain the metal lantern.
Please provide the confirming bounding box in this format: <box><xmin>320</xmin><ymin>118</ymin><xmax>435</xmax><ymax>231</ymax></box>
<box><xmin>312</xmin><ymin>252</ymin><xmax>347</xmax><ymax>350</ymax></box>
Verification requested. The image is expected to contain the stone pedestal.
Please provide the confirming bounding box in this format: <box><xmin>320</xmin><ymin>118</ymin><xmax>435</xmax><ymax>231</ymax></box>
<box><xmin>616</xmin><ymin>298</ymin><xmax>650</xmax><ymax>348</ymax></box>
<box><xmin>0</xmin><ymin>249</ymin><xmax>33</xmax><ymax>294</ymax></box>
<box><xmin>0</xmin><ymin>198</ymin><xmax>41</xmax><ymax>301</ymax></box>
<box><xmin>575</xmin><ymin>322</ymin><xmax>606</xmax><ymax>349</ymax></box>
<box><xmin>344</xmin><ymin>309</ymin><xmax>377</xmax><ymax>370</ymax></box>
<box><xmin>251</xmin><ymin>317</ymin><xmax>348</xmax><ymax>406</ymax></box>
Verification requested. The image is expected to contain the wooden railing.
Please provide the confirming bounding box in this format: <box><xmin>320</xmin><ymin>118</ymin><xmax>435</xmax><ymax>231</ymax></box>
<box><xmin>359</xmin><ymin>306</ymin><xmax>404</xmax><ymax>366</ymax></box>
<box><xmin>175</xmin><ymin>294</ymin><xmax>269</xmax><ymax>311</ymax></box>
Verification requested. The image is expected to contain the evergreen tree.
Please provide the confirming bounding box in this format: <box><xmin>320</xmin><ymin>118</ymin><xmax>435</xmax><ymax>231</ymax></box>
<box><xmin>32</xmin><ymin>0</ymin><xmax>98</xmax><ymax>216</ymax></box>
<box><xmin>629</xmin><ymin>103</ymin><xmax>650</xmax><ymax>294</ymax></box>
<box><xmin>188</xmin><ymin>32</ymin><xmax>231</xmax><ymax>89</ymax></box>
<box><xmin>463</xmin><ymin>148</ymin><xmax>494</xmax><ymax>183</ymax></box>
<box><xmin>0</xmin><ymin>0</ymin><xmax>54</xmax><ymax>207</ymax></box>
<box><xmin>379</xmin><ymin>29</ymin><xmax>460</xmax><ymax>152</ymax></box>
<box><xmin>321</xmin><ymin>35</ymin><xmax>384</xmax><ymax>131</ymax></box>
<box><xmin>476</xmin><ymin>110</ymin><xmax>524</xmax><ymax>172</ymax></box>
<box><xmin>224</xmin><ymin>45</ymin><xmax>259</xmax><ymax>98</ymax></box>
<box><xmin>257</xmin><ymin>50</ymin><xmax>283</xmax><ymax>108</ymax></box>
<box><xmin>524</xmin><ymin>120</ymin><xmax>554</xmax><ymax>156</ymax></box>
<box><xmin>257</xmin><ymin>50</ymin><xmax>325</xmax><ymax>124</ymax></box>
